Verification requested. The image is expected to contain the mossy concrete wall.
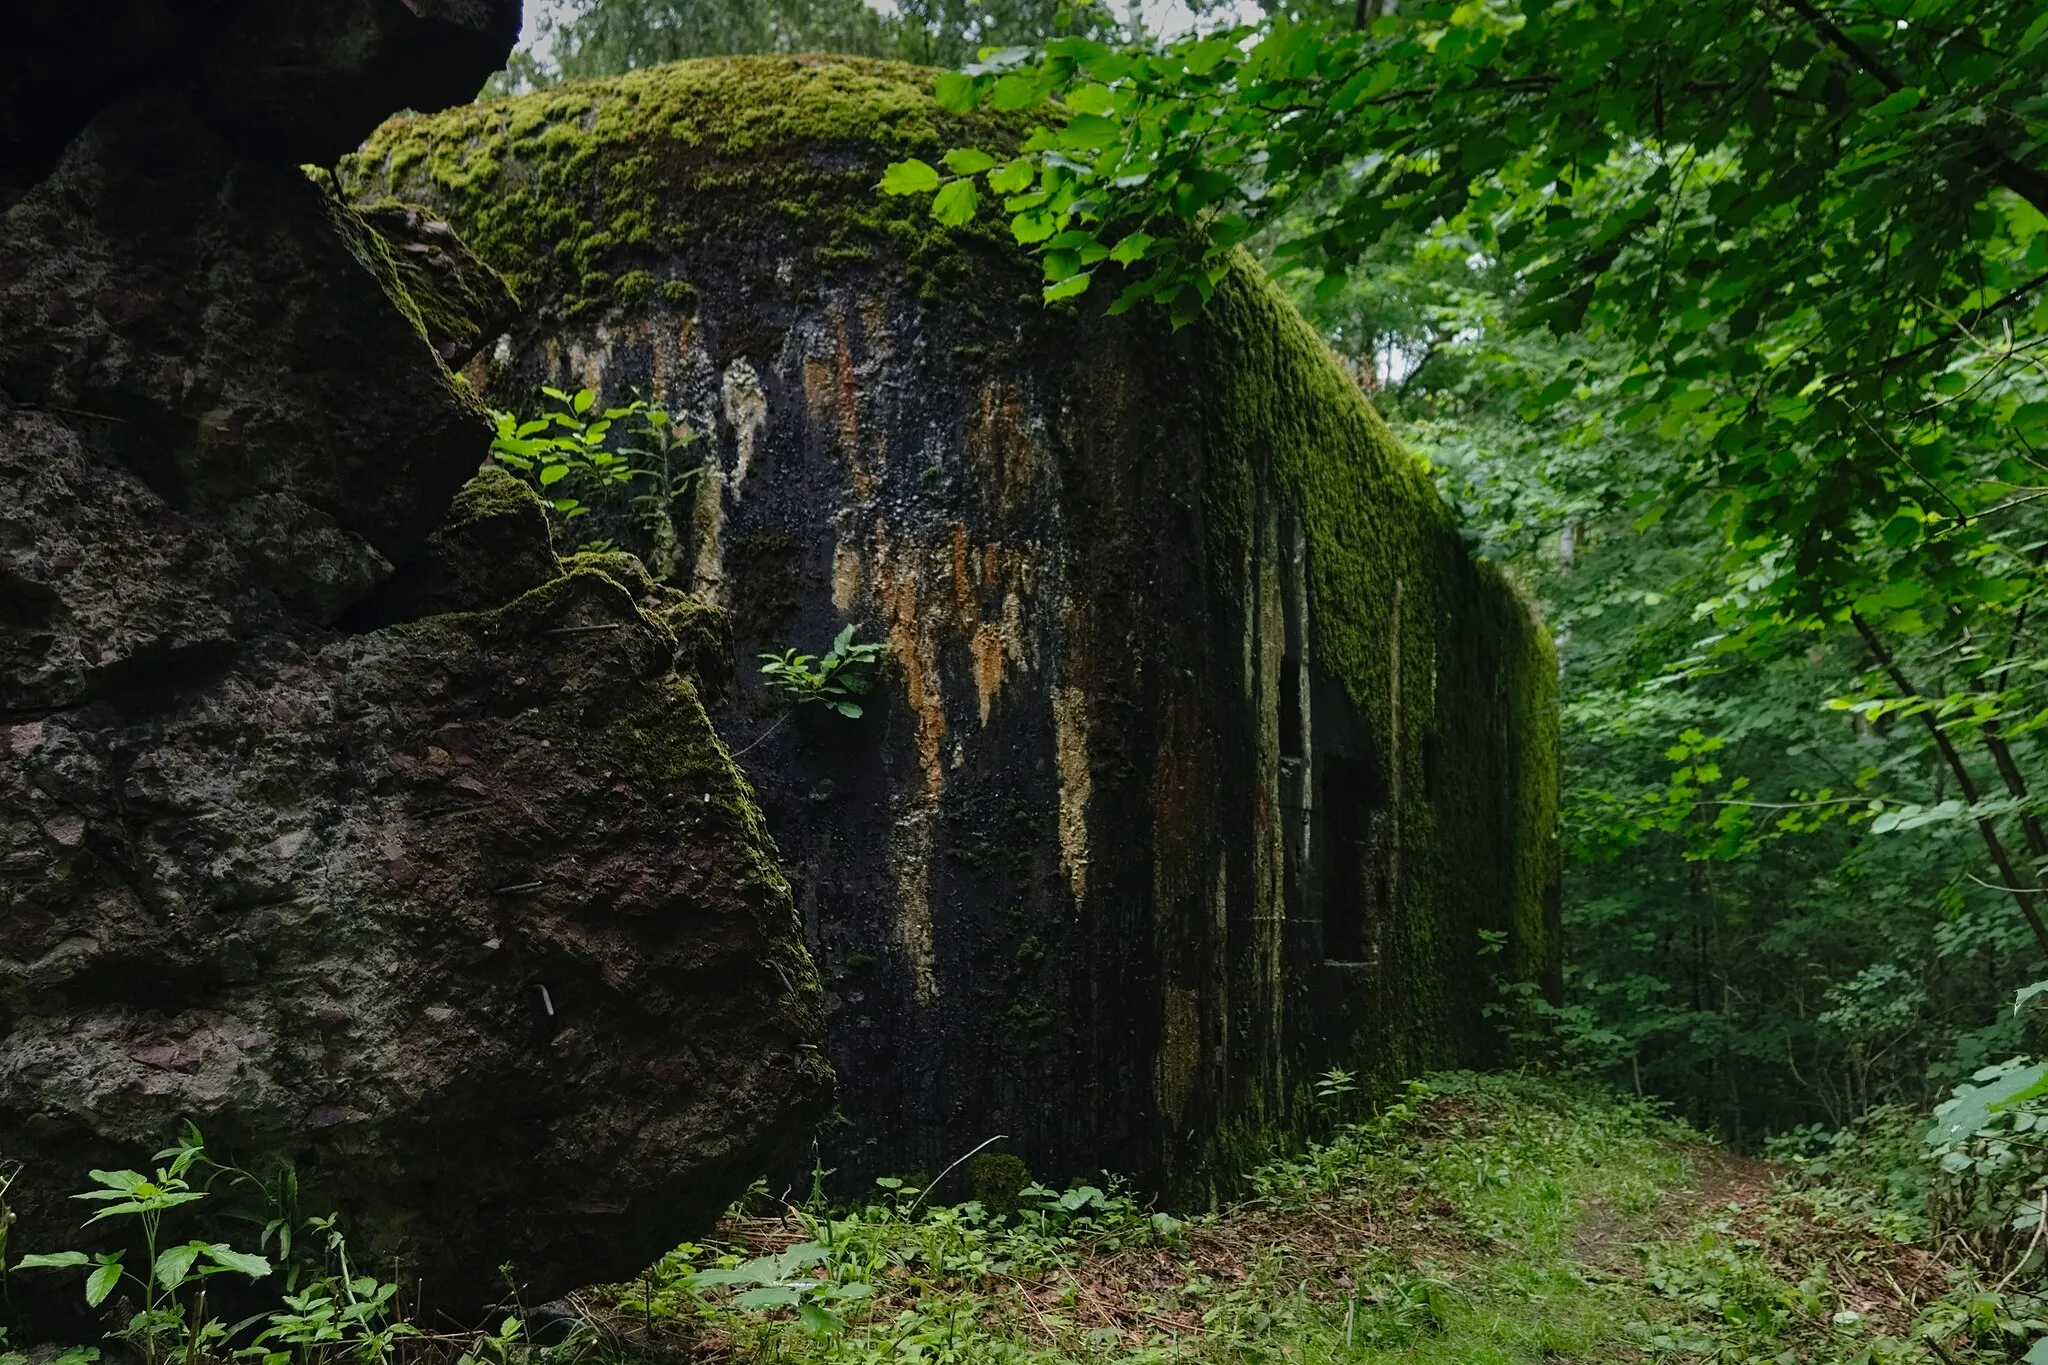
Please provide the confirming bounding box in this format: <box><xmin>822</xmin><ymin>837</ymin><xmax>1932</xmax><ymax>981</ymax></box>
<box><xmin>345</xmin><ymin>54</ymin><xmax>1559</xmax><ymax>1195</ymax></box>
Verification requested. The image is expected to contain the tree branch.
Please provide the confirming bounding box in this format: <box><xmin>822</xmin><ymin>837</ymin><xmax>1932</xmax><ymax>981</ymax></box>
<box><xmin>1781</xmin><ymin>0</ymin><xmax>2048</xmax><ymax>218</ymax></box>
<box><xmin>1852</xmin><ymin>610</ymin><xmax>2048</xmax><ymax>958</ymax></box>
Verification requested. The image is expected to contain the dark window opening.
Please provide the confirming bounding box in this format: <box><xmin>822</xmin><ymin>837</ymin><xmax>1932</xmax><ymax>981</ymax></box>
<box><xmin>1309</xmin><ymin>668</ymin><xmax>1389</xmax><ymax>964</ymax></box>
<box><xmin>1280</xmin><ymin>654</ymin><xmax>1304</xmax><ymax>760</ymax></box>
<box><xmin>1320</xmin><ymin>756</ymin><xmax>1376</xmax><ymax>961</ymax></box>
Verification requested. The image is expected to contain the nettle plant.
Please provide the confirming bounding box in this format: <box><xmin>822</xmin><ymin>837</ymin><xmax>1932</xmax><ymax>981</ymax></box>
<box><xmin>9</xmin><ymin>1128</ymin><xmax>516</xmax><ymax>1365</ymax></box>
<box><xmin>14</xmin><ymin>1129</ymin><xmax>272</xmax><ymax>1363</ymax></box>
<box><xmin>759</xmin><ymin>626</ymin><xmax>886</xmax><ymax>719</ymax></box>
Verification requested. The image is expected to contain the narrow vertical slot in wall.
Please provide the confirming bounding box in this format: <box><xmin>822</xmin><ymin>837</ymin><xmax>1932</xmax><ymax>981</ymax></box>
<box><xmin>1280</xmin><ymin>655</ymin><xmax>1304</xmax><ymax>759</ymax></box>
<box><xmin>1311</xmin><ymin>669</ymin><xmax>1388</xmax><ymax>964</ymax></box>
<box><xmin>1279</xmin><ymin>512</ymin><xmax>1310</xmax><ymax>924</ymax></box>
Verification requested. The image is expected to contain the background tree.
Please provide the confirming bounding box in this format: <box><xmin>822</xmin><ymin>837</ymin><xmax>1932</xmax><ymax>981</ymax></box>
<box><xmin>491</xmin><ymin>0</ymin><xmax>1144</xmax><ymax>89</ymax></box>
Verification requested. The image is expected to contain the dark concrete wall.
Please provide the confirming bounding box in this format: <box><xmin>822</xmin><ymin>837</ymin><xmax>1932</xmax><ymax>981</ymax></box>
<box><xmin>346</xmin><ymin>54</ymin><xmax>1559</xmax><ymax>1197</ymax></box>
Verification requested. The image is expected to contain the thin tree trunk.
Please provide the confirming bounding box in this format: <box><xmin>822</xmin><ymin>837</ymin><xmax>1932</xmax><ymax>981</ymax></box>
<box><xmin>1852</xmin><ymin>611</ymin><xmax>2048</xmax><ymax>957</ymax></box>
<box><xmin>1973</xmin><ymin>703</ymin><xmax>2048</xmax><ymax>860</ymax></box>
<box><xmin>1972</xmin><ymin>547</ymin><xmax>2048</xmax><ymax>861</ymax></box>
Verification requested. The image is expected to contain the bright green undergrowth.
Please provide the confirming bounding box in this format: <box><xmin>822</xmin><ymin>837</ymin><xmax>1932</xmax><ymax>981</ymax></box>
<box><xmin>16</xmin><ymin>1073</ymin><xmax>2044</xmax><ymax>1365</ymax></box>
<box><xmin>581</xmin><ymin>1073</ymin><xmax>1998</xmax><ymax>1364</ymax></box>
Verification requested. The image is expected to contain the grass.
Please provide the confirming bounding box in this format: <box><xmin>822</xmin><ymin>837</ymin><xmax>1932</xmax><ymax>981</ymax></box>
<box><xmin>15</xmin><ymin>1073</ymin><xmax>2032</xmax><ymax>1365</ymax></box>
<box><xmin>558</xmin><ymin>1072</ymin><xmax>1996</xmax><ymax>1364</ymax></box>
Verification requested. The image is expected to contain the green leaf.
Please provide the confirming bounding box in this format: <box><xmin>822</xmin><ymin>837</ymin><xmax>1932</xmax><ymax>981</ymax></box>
<box><xmin>538</xmin><ymin>464</ymin><xmax>570</xmax><ymax>486</ymax></box>
<box><xmin>879</xmin><ymin>159</ymin><xmax>941</xmax><ymax>196</ymax></box>
<box><xmin>797</xmin><ymin>1302</ymin><xmax>848</xmax><ymax>1338</ymax></box>
<box><xmin>987</xmin><ymin>159</ymin><xmax>1035</xmax><ymax>194</ymax></box>
<box><xmin>988</xmin><ymin>73</ymin><xmax>1040</xmax><ymax>111</ymax></box>
<box><xmin>155</xmin><ymin>1243</ymin><xmax>201</xmax><ymax>1291</ymax></box>
<box><xmin>1043</xmin><ymin>249</ymin><xmax>1083</xmax><ymax>283</ymax></box>
<box><xmin>933</xmin><ymin>71</ymin><xmax>977</xmax><ymax>113</ymax></box>
<box><xmin>14</xmin><ymin>1251</ymin><xmax>91</xmax><ymax>1270</ymax></box>
<box><xmin>1879</xmin><ymin>513</ymin><xmax>1921</xmax><ymax>547</ymax></box>
<box><xmin>1043</xmin><ymin>273</ymin><xmax>1092</xmax><ymax>303</ymax></box>
<box><xmin>1330</xmin><ymin>62</ymin><xmax>1399</xmax><ymax>110</ymax></box>
<box><xmin>2024</xmin><ymin>1335</ymin><xmax>2048</xmax><ymax>1365</ymax></box>
<box><xmin>943</xmin><ymin>148</ymin><xmax>998</xmax><ymax>176</ymax></box>
<box><xmin>732</xmin><ymin>1284</ymin><xmax>805</xmax><ymax>1310</ymax></box>
<box><xmin>1060</xmin><ymin>114</ymin><xmax>1120</xmax><ymax>151</ymax></box>
<box><xmin>1109</xmin><ymin>232</ymin><xmax>1155</xmax><ymax>265</ymax></box>
<box><xmin>1876</xmin><ymin>579</ymin><xmax>1923</xmax><ymax>608</ymax></box>
<box><xmin>1866</xmin><ymin>86</ymin><xmax>1923</xmax><ymax>120</ymax></box>
<box><xmin>932</xmin><ymin>179</ymin><xmax>979</xmax><ymax>228</ymax></box>
<box><xmin>85</xmin><ymin>1260</ymin><xmax>122</xmax><ymax>1309</ymax></box>
<box><xmin>1011</xmin><ymin>210</ymin><xmax>1058</xmax><ymax>244</ymax></box>
<box><xmin>1063</xmin><ymin>83</ymin><xmax>1116</xmax><ymax>116</ymax></box>
<box><xmin>1183</xmin><ymin>38</ymin><xmax>1234</xmax><ymax>75</ymax></box>
<box><xmin>572</xmin><ymin>389</ymin><xmax>595</xmax><ymax>416</ymax></box>
<box><xmin>202</xmin><ymin>1245</ymin><xmax>272</xmax><ymax>1280</ymax></box>
<box><xmin>1928</xmin><ymin>1062</ymin><xmax>2048</xmax><ymax>1144</ymax></box>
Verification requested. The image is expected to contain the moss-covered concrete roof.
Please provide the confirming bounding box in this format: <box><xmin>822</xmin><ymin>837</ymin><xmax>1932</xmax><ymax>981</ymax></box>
<box><xmin>345</xmin><ymin>55</ymin><xmax>1034</xmax><ymax>317</ymax></box>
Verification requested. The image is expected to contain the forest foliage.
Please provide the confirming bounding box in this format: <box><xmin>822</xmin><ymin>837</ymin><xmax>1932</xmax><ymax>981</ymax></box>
<box><xmin>490</xmin><ymin>0</ymin><xmax>1144</xmax><ymax>90</ymax></box>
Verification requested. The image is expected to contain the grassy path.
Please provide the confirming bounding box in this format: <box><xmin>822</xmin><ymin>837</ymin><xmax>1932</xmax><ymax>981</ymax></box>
<box><xmin>575</xmin><ymin>1075</ymin><xmax>1962</xmax><ymax>1364</ymax></box>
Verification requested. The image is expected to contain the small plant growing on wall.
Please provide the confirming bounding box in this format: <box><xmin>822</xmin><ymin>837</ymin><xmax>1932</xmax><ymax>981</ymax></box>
<box><xmin>488</xmin><ymin>386</ymin><xmax>704</xmax><ymax>572</ymax></box>
<box><xmin>760</xmin><ymin>626</ymin><xmax>886</xmax><ymax>718</ymax></box>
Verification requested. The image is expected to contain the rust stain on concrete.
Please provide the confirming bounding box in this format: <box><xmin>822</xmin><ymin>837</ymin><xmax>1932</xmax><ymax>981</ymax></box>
<box><xmin>950</xmin><ymin>525</ymin><xmax>973</xmax><ymax>616</ymax></box>
<box><xmin>1160</xmin><ymin>985</ymin><xmax>1200</xmax><ymax>1127</ymax></box>
<box><xmin>967</xmin><ymin>382</ymin><xmax>1043</xmax><ymax>518</ymax></box>
<box><xmin>722</xmin><ymin>358</ymin><xmax>768</xmax><ymax>495</ymax></box>
<box><xmin>858</xmin><ymin>291</ymin><xmax>891</xmax><ymax>360</ymax></box>
<box><xmin>805</xmin><ymin>307</ymin><xmax>875</xmax><ymax>502</ymax></box>
<box><xmin>874</xmin><ymin>531</ymin><xmax>948</xmax><ymax>800</ymax></box>
<box><xmin>1052</xmin><ymin>681</ymin><xmax>1092</xmax><ymax>904</ymax></box>
<box><xmin>833</xmin><ymin>312</ymin><xmax>861</xmax><ymax>458</ymax></box>
<box><xmin>969</xmin><ymin>624</ymin><xmax>1005</xmax><ymax>726</ymax></box>
<box><xmin>565</xmin><ymin>335</ymin><xmax>608</xmax><ymax>395</ymax></box>
<box><xmin>890</xmin><ymin>806</ymin><xmax>940</xmax><ymax>1006</ymax></box>
<box><xmin>689</xmin><ymin>464</ymin><xmax>726</xmax><ymax>607</ymax></box>
<box><xmin>831</xmin><ymin>538</ymin><xmax>863</xmax><ymax>613</ymax></box>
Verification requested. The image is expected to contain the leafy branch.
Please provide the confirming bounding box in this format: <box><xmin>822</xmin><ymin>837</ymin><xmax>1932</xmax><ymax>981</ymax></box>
<box><xmin>759</xmin><ymin>625</ymin><xmax>887</xmax><ymax>719</ymax></box>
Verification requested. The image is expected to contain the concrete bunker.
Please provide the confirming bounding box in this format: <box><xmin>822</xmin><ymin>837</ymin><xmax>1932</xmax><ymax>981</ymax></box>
<box><xmin>345</xmin><ymin>53</ymin><xmax>1561</xmax><ymax>1196</ymax></box>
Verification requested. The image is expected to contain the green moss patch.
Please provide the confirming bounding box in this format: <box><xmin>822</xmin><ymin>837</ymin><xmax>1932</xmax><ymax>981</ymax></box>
<box><xmin>343</xmin><ymin>56</ymin><xmax>1035</xmax><ymax>318</ymax></box>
